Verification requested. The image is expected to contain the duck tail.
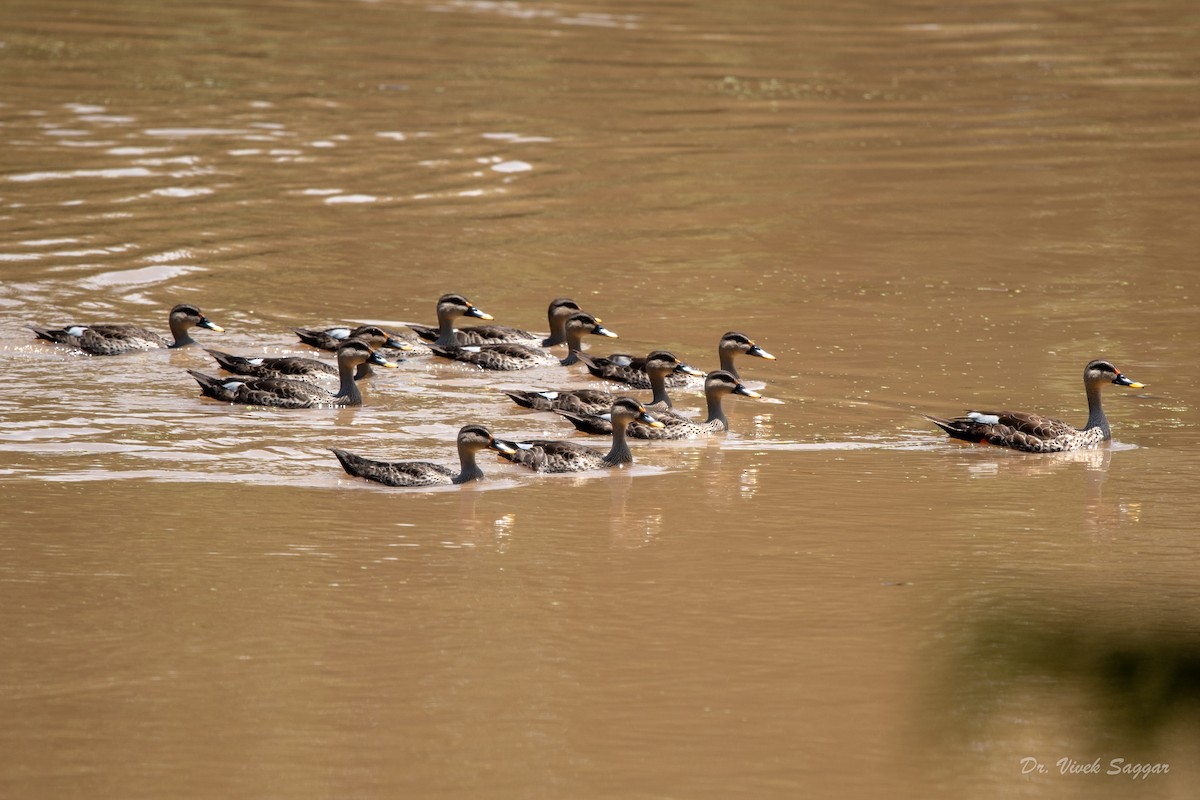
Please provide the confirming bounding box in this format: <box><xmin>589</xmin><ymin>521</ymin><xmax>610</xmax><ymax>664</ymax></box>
<box><xmin>187</xmin><ymin>368</ymin><xmax>238</xmax><ymax>401</ymax></box>
<box><xmin>925</xmin><ymin>414</ymin><xmax>977</xmax><ymax>441</ymax></box>
<box><xmin>330</xmin><ymin>447</ymin><xmax>367</xmax><ymax>477</ymax></box>
<box><xmin>203</xmin><ymin>349</ymin><xmax>241</xmax><ymax>371</ymax></box>
<box><xmin>499</xmin><ymin>389</ymin><xmax>536</xmax><ymax>409</ymax></box>
<box><xmin>292</xmin><ymin>328</ymin><xmax>322</xmax><ymax>347</ymax></box>
<box><xmin>554</xmin><ymin>409</ymin><xmax>611</xmax><ymax>435</ymax></box>
<box><xmin>29</xmin><ymin>325</ymin><xmax>67</xmax><ymax>343</ymax></box>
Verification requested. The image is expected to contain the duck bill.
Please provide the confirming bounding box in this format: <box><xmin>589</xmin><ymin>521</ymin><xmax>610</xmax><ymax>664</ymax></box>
<box><xmin>592</xmin><ymin>324</ymin><xmax>618</xmax><ymax>338</ymax></box>
<box><xmin>733</xmin><ymin>384</ymin><xmax>762</xmax><ymax>398</ymax></box>
<box><xmin>369</xmin><ymin>351</ymin><xmax>401</xmax><ymax>368</ymax></box>
<box><xmin>675</xmin><ymin>362</ymin><xmax>705</xmax><ymax>377</ymax></box>
<box><xmin>200</xmin><ymin>317</ymin><xmax>225</xmax><ymax>333</ymax></box>
<box><xmin>639</xmin><ymin>411</ymin><xmax>665</xmax><ymax>428</ymax></box>
<box><xmin>386</xmin><ymin>337</ymin><xmax>414</xmax><ymax>351</ymax></box>
<box><xmin>748</xmin><ymin>344</ymin><xmax>775</xmax><ymax>360</ymax></box>
<box><xmin>1113</xmin><ymin>374</ymin><xmax>1144</xmax><ymax>388</ymax></box>
<box><xmin>490</xmin><ymin>438</ymin><xmax>518</xmax><ymax>455</ymax></box>
<box><xmin>466</xmin><ymin>306</ymin><xmax>494</xmax><ymax>321</ymax></box>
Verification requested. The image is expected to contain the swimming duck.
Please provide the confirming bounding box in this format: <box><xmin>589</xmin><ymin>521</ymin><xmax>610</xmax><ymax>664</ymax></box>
<box><xmin>187</xmin><ymin>340</ymin><xmax>398</xmax><ymax>408</ymax></box>
<box><xmin>500</xmin><ymin>350</ymin><xmax>702</xmax><ymax>415</ymax></box>
<box><xmin>292</xmin><ymin>324</ymin><xmax>410</xmax><ymax>352</ymax></box>
<box><xmin>404</xmin><ymin>293</ymin><xmax>499</xmax><ymax>348</ymax></box>
<box><xmin>204</xmin><ymin>340</ymin><xmax>410</xmax><ymax>383</ymax></box>
<box><xmin>925</xmin><ymin>359</ymin><xmax>1145</xmax><ymax>452</ymax></box>
<box><xmin>429</xmin><ymin>311</ymin><xmax>615</xmax><ymax>371</ymax></box>
<box><xmin>556</xmin><ymin>370</ymin><xmax>762</xmax><ymax>440</ymax></box>
<box><xmin>331</xmin><ymin>425</ymin><xmax>516</xmax><ymax>487</ymax></box>
<box><xmin>580</xmin><ymin>331</ymin><xmax>773</xmax><ymax>389</ymax></box>
<box><xmin>409</xmin><ymin>296</ymin><xmax>585</xmax><ymax>347</ymax></box>
<box><xmin>496</xmin><ymin>397</ymin><xmax>664</xmax><ymax>473</ymax></box>
<box><xmin>30</xmin><ymin>303</ymin><xmax>223</xmax><ymax>355</ymax></box>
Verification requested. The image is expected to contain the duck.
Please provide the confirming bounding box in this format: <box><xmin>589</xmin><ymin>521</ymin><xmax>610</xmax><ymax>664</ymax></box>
<box><xmin>331</xmin><ymin>425</ymin><xmax>516</xmax><ymax>487</ymax></box>
<box><xmin>404</xmin><ymin>293</ymin><xmax>500</xmax><ymax>348</ymax></box>
<box><xmin>428</xmin><ymin>311</ymin><xmax>615</xmax><ymax>371</ymax></box>
<box><xmin>556</xmin><ymin>370</ymin><xmax>762</xmax><ymax>440</ymax></box>
<box><xmin>292</xmin><ymin>324</ymin><xmax>410</xmax><ymax>352</ymax></box>
<box><xmin>925</xmin><ymin>359</ymin><xmax>1145</xmax><ymax>452</ymax></box>
<box><xmin>204</xmin><ymin>340</ymin><xmax>411</xmax><ymax>383</ymax></box>
<box><xmin>496</xmin><ymin>397</ymin><xmax>664</xmax><ymax>473</ymax></box>
<box><xmin>187</xmin><ymin>340</ymin><xmax>398</xmax><ymax>408</ymax></box>
<box><xmin>30</xmin><ymin>303</ymin><xmax>223</xmax><ymax>355</ymax></box>
<box><xmin>409</xmin><ymin>296</ymin><xmax>586</xmax><ymax>347</ymax></box>
<box><xmin>580</xmin><ymin>331</ymin><xmax>775</xmax><ymax>389</ymax></box>
<box><xmin>500</xmin><ymin>350</ymin><xmax>703</xmax><ymax>415</ymax></box>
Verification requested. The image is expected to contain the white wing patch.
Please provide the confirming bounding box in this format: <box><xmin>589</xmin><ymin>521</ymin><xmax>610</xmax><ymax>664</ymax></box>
<box><xmin>968</xmin><ymin>412</ymin><xmax>1001</xmax><ymax>425</ymax></box>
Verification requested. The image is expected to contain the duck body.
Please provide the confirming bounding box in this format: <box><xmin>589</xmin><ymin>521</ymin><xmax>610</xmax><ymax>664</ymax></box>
<box><xmin>926</xmin><ymin>359</ymin><xmax>1144</xmax><ymax>453</ymax></box>
<box><xmin>557</xmin><ymin>370</ymin><xmax>761</xmax><ymax>440</ymax></box>
<box><xmin>205</xmin><ymin>349</ymin><xmax>338</xmax><ymax>381</ymax></box>
<box><xmin>189</xmin><ymin>341</ymin><xmax>398</xmax><ymax>408</ymax></box>
<box><xmin>331</xmin><ymin>425</ymin><xmax>515</xmax><ymax>486</ymax></box>
<box><xmin>502</xmin><ymin>386</ymin><xmax>617</xmax><ymax>415</ymax></box>
<box><xmin>204</xmin><ymin>347</ymin><xmax>387</xmax><ymax>383</ymax></box>
<box><xmin>30</xmin><ymin>304</ymin><xmax>223</xmax><ymax>355</ymax></box>
<box><xmin>497</xmin><ymin>398</ymin><xmax>662</xmax><ymax>473</ymax></box>
<box><xmin>431</xmin><ymin>312</ymin><xmax>615</xmax><ymax>371</ymax></box>
<box><xmin>501</xmin><ymin>350</ymin><xmax>700</xmax><ymax>414</ymax></box>
<box><xmin>292</xmin><ymin>324</ymin><xmax>409</xmax><ymax>352</ymax></box>
<box><xmin>428</xmin><ymin>341</ymin><xmax>559</xmax><ymax>371</ymax></box>
<box><xmin>578</xmin><ymin>352</ymin><xmax>692</xmax><ymax>389</ymax></box>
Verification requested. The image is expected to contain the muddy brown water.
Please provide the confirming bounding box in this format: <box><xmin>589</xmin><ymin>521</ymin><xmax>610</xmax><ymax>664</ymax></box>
<box><xmin>2</xmin><ymin>1</ymin><xmax>1199</xmax><ymax>797</ymax></box>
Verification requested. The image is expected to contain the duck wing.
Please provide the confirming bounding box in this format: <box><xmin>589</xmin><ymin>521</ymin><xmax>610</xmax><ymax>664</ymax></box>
<box><xmin>429</xmin><ymin>343</ymin><xmax>555</xmax><ymax>371</ymax></box>
<box><xmin>82</xmin><ymin>324</ymin><xmax>169</xmax><ymax>354</ymax></box>
<box><xmin>189</xmin><ymin>370</ymin><xmax>331</xmax><ymax>408</ymax></box>
<box><xmin>497</xmin><ymin>439</ymin><xmax>605</xmax><ymax>472</ymax></box>
<box><xmin>206</xmin><ymin>349</ymin><xmax>336</xmax><ymax>379</ymax></box>
<box><xmin>232</xmin><ymin>376</ymin><xmax>332</xmax><ymax>408</ymax></box>
<box><xmin>501</xmin><ymin>387</ymin><xmax>614</xmax><ymax>414</ymax></box>
<box><xmin>411</xmin><ymin>323</ymin><xmax>537</xmax><ymax>345</ymax></box>
<box><xmin>555</xmin><ymin>408</ymin><xmax>692</xmax><ymax>439</ymax></box>
<box><xmin>331</xmin><ymin>448</ymin><xmax>454</xmax><ymax>486</ymax></box>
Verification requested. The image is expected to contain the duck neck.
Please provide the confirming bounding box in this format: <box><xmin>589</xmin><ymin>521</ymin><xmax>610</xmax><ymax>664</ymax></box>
<box><xmin>435</xmin><ymin>310</ymin><xmax>459</xmax><ymax>347</ymax></box>
<box><xmin>603</xmin><ymin>419</ymin><xmax>634</xmax><ymax>466</ymax></box>
<box><xmin>543</xmin><ymin>310</ymin><xmax>567</xmax><ymax>346</ymax></box>
<box><xmin>718</xmin><ymin>350</ymin><xmax>739</xmax><ymax>379</ymax></box>
<box><xmin>704</xmin><ymin>387</ymin><xmax>730</xmax><ymax>429</ymax></box>
<box><xmin>168</xmin><ymin>319</ymin><xmax>195</xmax><ymax>349</ymax></box>
<box><xmin>453</xmin><ymin>445</ymin><xmax>485</xmax><ymax>484</ymax></box>
<box><xmin>647</xmin><ymin>369</ymin><xmax>673</xmax><ymax>408</ymax></box>
<box><xmin>1084</xmin><ymin>381</ymin><xmax>1110</xmax><ymax>438</ymax></box>
<box><xmin>335</xmin><ymin>359</ymin><xmax>365</xmax><ymax>405</ymax></box>
<box><xmin>559</xmin><ymin>331</ymin><xmax>585</xmax><ymax>365</ymax></box>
